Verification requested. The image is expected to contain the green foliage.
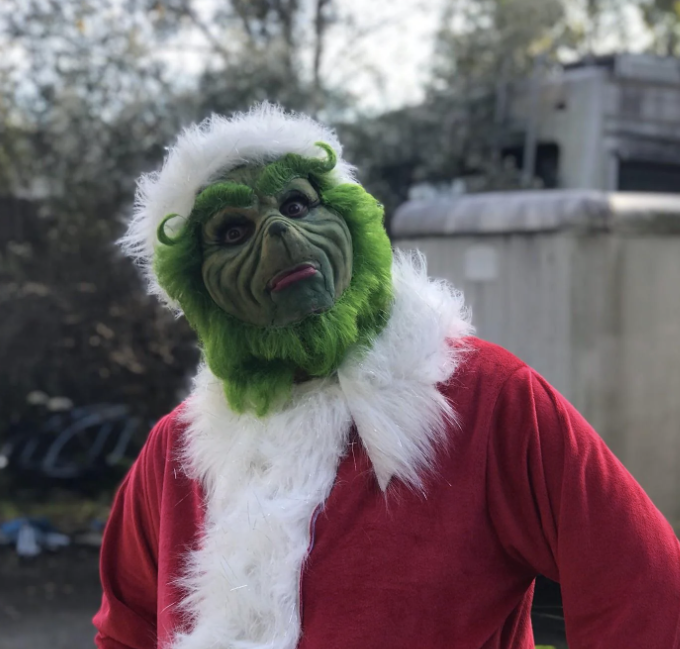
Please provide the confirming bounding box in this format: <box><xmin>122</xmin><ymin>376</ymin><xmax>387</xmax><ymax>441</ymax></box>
<box><xmin>339</xmin><ymin>0</ymin><xmax>652</xmax><ymax>217</ymax></box>
<box><xmin>338</xmin><ymin>0</ymin><xmax>578</xmax><ymax>220</ymax></box>
<box><xmin>427</xmin><ymin>0</ymin><xmax>569</xmax><ymax>184</ymax></box>
<box><xmin>639</xmin><ymin>0</ymin><xmax>680</xmax><ymax>55</ymax></box>
<box><xmin>431</xmin><ymin>0</ymin><xmax>566</xmax><ymax>83</ymax></box>
<box><xmin>0</xmin><ymin>0</ymin><xmax>346</xmax><ymax>441</ymax></box>
<box><xmin>155</xmin><ymin>156</ymin><xmax>393</xmax><ymax>417</ymax></box>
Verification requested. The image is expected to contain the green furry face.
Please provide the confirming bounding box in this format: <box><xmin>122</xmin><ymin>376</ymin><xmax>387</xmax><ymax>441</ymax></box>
<box><xmin>154</xmin><ymin>144</ymin><xmax>393</xmax><ymax>416</ymax></box>
<box><xmin>200</xmin><ymin>168</ymin><xmax>353</xmax><ymax>327</ymax></box>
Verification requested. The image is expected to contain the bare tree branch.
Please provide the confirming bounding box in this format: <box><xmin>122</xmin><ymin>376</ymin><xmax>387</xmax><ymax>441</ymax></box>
<box><xmin>312</xmin><ymin>0</ymin><xmax>331</xmax><ymax>113</ymax></box>
<box><xmin>270</xmin><ymin>0</ymin><xmax>298</xmax><ymax>75</ymax></box>
<box><xmin>177</xmin><ymin>0</ymin><xmax>232</xmax><ymax>63</ymax></box>
<box><xmin>232</xmin><ymin>1</ymin><xmax>257</xmax><ymax>48</ymax></box>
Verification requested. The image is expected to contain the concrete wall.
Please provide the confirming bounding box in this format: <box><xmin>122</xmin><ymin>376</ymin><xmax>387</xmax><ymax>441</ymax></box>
<box><xmin>616</xmin><ymin>236</ymin><xmax>680</xmax><ymax>520</ymax></box>
<box><xmin>395</xmin><ymin>231</ymin><xmax>680</xmax><ymax>525</ymax></box>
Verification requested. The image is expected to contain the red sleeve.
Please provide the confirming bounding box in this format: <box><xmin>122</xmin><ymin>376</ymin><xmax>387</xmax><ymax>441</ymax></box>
<box><xmin>486</xmin><ymin>366</ymin><xmax>680</xmax><ymax>648</ymax></box>
<box><xmin>93</xmin><ymin>415</ymin><xmax>172</xmax><ymax>649</ymax></box>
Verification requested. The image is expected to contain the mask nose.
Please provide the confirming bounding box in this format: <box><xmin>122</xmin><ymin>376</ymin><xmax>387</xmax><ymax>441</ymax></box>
<box><xmin>268</xmin><ymin>220</ymin><xmax>289</xmax><ymax>237</ymax></box>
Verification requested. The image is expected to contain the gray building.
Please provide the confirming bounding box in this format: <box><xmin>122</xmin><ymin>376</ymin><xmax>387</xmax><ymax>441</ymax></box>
<box><xmin>504</xmin><ymin>53</ymin><xmax>680</xmax><ymax>193</ymax></box>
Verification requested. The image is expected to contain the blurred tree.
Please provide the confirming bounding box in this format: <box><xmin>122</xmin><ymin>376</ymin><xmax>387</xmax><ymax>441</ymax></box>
<box><xmin>0</xmin><ymin>0</ymin><xmax>198</xmax><ymax>427</ymax></box>
<box><xmin>563</xmin><ymin>0</ymin><xmax>633</xmax><ymax>57</ymax></box>
<box><xmin>0</xmin><ymin>0</ymin><xmax>348</xmax><ymax>435</ymax></box>
<box><xmin>155</xmin><ymin>0</ymin><xmax>349</xmax><ymax>117</ymax></box>
<box><xmin>638</xmin><ymin>0</ymin><xmax>680</xmax><ymax>55</ymax></box>
<box><xmin>340</xmin><ymin>0</ymin><xmax>584</xmax><ymax>220</ymax></box>
<box><xmin>426</xmin><ymin>0</ymin><xmax>569</xmax><ymax>186</ymax></box>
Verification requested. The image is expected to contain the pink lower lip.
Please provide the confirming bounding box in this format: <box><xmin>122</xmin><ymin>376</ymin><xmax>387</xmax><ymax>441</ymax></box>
<box><xmin>270</xmin><ymin>265</ymin><xmax>319</xmax><ymax>292</ymax></box>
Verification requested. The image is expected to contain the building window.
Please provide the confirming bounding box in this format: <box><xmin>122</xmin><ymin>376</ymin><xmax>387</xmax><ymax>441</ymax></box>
<box><xmin>618</xmin><ymin>160</ymin><xmax>680</xmax><ymax>193</ymax></box>
<box><xmin>501</xmin><ymin>143</ymin><xmax>560</xmax><ymax>189</ymax></box>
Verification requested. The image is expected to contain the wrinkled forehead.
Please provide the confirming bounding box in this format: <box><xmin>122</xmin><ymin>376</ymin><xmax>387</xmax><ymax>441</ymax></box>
<box><xmin>200</xmin><ymin>143</ymin><xmax>338</xmax><ymax>199</ymax></box>
<box><xmin>207</xmin><ymin>156</ymin><xmax>315</xmax><ymax>195</ymax></box>
<box><xmin>219</xmin><ymin>164</ymin><xmax>264</xmax><ymax>189</ymax></box>
<box><xmin>189</xmin><ymin>146</ymin><xmax>339</xmax><ymax>222</ymax></box>
<box><xmin>190</xmin><ymin>160</ymin><xmax>321</xmax><ymax>222</ymax></box>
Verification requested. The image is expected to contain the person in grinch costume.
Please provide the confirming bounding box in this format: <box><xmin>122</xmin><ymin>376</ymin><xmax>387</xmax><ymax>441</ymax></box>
<box><xmin>94</xmin><ymin>104</ymin><xmax>680</xmax><ymax>649</ymax></box>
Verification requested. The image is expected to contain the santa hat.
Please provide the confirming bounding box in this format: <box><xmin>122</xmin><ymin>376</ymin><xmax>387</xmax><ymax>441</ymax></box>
<box><xmin>119</xmin><ymin>102</ymin><xmax>358</xmax><ymax>307</ymax></box>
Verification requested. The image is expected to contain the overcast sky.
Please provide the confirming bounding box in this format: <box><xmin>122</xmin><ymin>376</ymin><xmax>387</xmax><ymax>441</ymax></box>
<box><xmin>323</xmin><ymin>0</ymin><xmax>444</xmax><ymax>112</ymax></box>
<box><xmin>0</xmin><ymin>0</ymin><xmax>646</xmax><ymax>115</ymax></box>
<box><xmin>161</xmin><ymin>0</ymin><xmax>652</xmax><ymax>113</ymax></box>
<box><xmin>160</xmin><ymin>0</ymin><xmax>445</xmax><ymax>112</ymax></box>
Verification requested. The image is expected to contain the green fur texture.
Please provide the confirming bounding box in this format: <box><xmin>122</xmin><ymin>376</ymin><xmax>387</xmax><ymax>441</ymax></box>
<box><xmin>154</xmin><ymin>148</ymin><xmax>393</xmax><ymax>416</ymax></box>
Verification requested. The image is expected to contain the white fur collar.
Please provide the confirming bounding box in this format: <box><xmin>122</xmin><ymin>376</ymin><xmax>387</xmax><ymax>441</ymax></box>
<box><xmin>171</xmin><ymin>251</ymin><xmax>472</xmax><ymax>649</ymax></box>
<box><xmin>336</xmin><ymin>250</ymin><xmax>472</xmax><ymax>490</ymax></box>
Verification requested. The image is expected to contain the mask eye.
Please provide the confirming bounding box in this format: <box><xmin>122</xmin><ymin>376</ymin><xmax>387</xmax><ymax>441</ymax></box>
<box><xmin>280</xmin><ymin>195</ymin><xmax>310</xmax><ymax>218</ymax></box>
<box><xmin>221</xmin><ymin>223</ymin><xmax>252</xmax><ymax>246</ymax></box>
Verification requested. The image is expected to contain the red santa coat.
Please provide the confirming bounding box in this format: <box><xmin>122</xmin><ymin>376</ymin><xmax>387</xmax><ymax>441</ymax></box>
<box><xmin>94</xmin><ymin>259</ymin><xmax>680</xmax><ymax>649</ymax></box>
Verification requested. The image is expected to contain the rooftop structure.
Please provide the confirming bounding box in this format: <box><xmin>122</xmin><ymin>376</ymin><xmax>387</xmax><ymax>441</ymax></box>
<box><xmin>503</xmin><ymin>53</ymin><xmax>680</xmax><ymax>193</ymax></box>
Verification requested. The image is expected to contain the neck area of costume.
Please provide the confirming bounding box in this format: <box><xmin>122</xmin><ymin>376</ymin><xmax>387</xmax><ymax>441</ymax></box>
<box><xmin>153</xmin><ymin>145</ymin><xmax>393</xmax><ymax>416</ymax></box>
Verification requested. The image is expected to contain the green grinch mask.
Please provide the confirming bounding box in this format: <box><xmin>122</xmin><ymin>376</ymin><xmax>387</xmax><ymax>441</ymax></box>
<box><xmin>200</xmin><ymin>166</ymin><xmax>354</xmax><ymax>327</ymax></box>
<box><xmin>154</xmin><ymin>144</ymin><xmax>393</xmax><ymax>416</ymax></box>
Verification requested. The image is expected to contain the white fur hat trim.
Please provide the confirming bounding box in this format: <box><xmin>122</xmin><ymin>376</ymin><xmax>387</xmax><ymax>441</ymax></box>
<box><xmin>119</xmin><ymin>102</ymin><xmax>358</xmax><ymax>308</ymax></box>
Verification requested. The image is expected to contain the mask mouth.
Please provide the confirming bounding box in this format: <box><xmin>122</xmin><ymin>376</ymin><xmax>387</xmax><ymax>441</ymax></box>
<box><xmin>268</xmin><ymin>262</ymin><xmax>320</xmax><ymax>292</ymax></box>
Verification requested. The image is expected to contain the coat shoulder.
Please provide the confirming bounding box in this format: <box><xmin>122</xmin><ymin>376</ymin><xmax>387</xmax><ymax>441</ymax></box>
<box><xmin>451</xmin><ymin>336</ymin><xmax>528</xmax><ymax>389</ymax></box>
<box><xmin>141</xmin><ymin>402</ymin><xmax>191</xmax><ymax>467</ymax></box>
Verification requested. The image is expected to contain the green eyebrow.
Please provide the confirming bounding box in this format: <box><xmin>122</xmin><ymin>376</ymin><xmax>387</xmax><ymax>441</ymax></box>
<box><xmin>191</xmin><ymin>182</ymin><xmax>254</xmax><ymax>222</ymax></box>
<box><xmin>255</xmin><ymin>143</ymin><xmax>337</xmax><ymax>196</ymax></box>
<box><xmin>255</xmin><ymin>160</ymin><xmax>303</xmax><ymax>197</ymax></box>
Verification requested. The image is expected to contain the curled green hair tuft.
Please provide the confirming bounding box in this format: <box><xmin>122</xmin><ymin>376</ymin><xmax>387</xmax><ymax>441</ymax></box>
<box><xmin>157</xmin><ymin>213</ymin><xmax>188</xmax><ymax>247</ymax></box>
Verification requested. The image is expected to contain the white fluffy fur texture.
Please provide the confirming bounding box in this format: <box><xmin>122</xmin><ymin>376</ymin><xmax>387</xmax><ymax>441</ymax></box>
<box><xmin>171</xmin><ymin>252</ymin><xmax>473</xmax><ymax>649</ymax></box>
<box><xmin>119</xmin><ymin>102</ymin><xmax>357</xmax><ymax>309</ymax></box>
<box><xmin>337</xmin><ymin>251</ymin><xmax>473</xmax><ymax>491</ymax></box>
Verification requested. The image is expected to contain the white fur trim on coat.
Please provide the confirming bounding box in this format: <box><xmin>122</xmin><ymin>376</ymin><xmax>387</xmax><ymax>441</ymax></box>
<box><xmin>170</xmin><ymin>251</ymin><xmax>473</xmax><ymax>649</ymax></box>
<box><xmin>119</xmin><ymin>102</ymin><xmax>357</xmax><ymax>309</ymax></box>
